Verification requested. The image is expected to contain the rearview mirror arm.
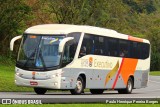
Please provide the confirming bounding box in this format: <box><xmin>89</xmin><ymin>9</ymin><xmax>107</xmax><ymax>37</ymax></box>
<box><xmin>10</xmin><ymin>35</ymin><xmax>22</xmax><ymax>51</ymax></box>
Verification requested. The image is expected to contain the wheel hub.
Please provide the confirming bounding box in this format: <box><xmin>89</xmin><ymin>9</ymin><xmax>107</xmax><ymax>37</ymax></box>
<box><xmin>128</xmin><ymin>81</ymin><xmax>132</xmax><ymax>92</ymax></box>
<box><xmin>76</xmin><ymin>80</ymin><xmax>82</xmax><ymax>92</ymax></box>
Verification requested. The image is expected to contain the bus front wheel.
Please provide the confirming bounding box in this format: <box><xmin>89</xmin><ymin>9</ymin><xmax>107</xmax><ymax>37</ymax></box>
<box><xmin>34</xmin><ymin>87</ymin><xmax>47</xmax><ymax>95</ymax></box>
<box><xmin>118</xmin><ymin>77</ymin><xmax>133</xmax><ymax>94</ymax></box>
<box><xmin>70</xmin><ymin>76</ymin><xmax>84</xmax><ymax>95</ymax></box>
<box><xmin>90</xmin><ymin>89</ymin><xmax>104</xmax><ymax>94</ymax></box>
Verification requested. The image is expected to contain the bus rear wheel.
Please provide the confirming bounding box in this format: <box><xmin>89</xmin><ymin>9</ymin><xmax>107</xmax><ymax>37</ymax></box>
<box><xmin>118</xmin><ymin>77</ymin><xmax>133</xmax><ymax>94</ymax></box>
<box><xmin>34</xmin><ymin>87</ymin><xmax>47</xmax><ymax>95</ymax></box>
<box><xmin>90</xmin><ymin>89</ymin><xmax>104</xmax><ymax>94</ymax></box>
<box><xmin>70</xmin><ymin>76</ymin><xmax>84</xmax><ymax>95</ymax></box>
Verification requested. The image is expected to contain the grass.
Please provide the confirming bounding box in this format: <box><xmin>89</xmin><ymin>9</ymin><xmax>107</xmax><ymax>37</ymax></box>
<box><xmin>149</xmin><ymin>71</ymin><xmax>160</xmax><ymax>76</ymax></box>
<box><xmin>0</xmin><ymin>65</ymin><xmax>33</xmax><ymax>92</ymax></box>
<box><xmin>0</xmin><ymin>104</ymin><xmax>159</xmax><ymax>107</ymax></box>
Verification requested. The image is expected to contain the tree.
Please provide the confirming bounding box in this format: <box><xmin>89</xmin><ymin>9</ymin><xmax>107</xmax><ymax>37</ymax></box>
<box><xmin>146</xmin><ymin>27</ymin><xmax>160</xmax><ymax>70</ymax></box>
<box><xmin>43</xmin><ymin>0</ymin><xmax>130</xmax><ymax>29</ymax></box>
<box><xmin>44</xmin><ymin>0</ymin><xmax>98</xmax><ymax>25</ymax></box>
<box><xmin>0</xmin><ymin>0</ymin><xmax>31</xmax><ymax>55</ymax></box>
<box><xmin>123</xmin><ymin>0</ymin><xmax>156</xmax><ymax>14</ymax></box>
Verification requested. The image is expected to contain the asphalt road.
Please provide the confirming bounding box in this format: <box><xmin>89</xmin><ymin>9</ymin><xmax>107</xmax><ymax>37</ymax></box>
<box><xmin>0</xmin><ymin>76</ymin><xmax>160</xmax><ymax>103</ymax></box>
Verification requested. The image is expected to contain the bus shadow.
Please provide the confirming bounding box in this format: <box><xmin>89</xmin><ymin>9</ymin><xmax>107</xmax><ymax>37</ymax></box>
<box><xmin>25</xmin><ymin>92</ymin><xmax>141</xmax><ymax>95</ymax></box>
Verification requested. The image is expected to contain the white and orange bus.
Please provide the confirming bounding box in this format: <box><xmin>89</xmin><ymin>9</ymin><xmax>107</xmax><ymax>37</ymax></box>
<box><xmin>10</xmin><ymin>24</ymin><xmax>150</xmax><ymax>95</ymax></box>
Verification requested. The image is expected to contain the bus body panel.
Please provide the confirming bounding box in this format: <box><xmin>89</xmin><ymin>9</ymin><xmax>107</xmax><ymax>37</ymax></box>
<box><xmin>15</xmin><ymin>55</ymin><xmax>150</xmax><ymax>90</ymax></box>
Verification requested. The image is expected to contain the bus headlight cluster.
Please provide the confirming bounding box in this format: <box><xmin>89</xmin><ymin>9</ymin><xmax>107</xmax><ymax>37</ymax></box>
<box><xmin>51</xmin><ymin>75</ymin><xmax>57</xmax><ymax>78</ymax></box>
<box><xmin>50</xmin><ymin>74</ymin><xmax>58</xmax><ymax>78</ymax></box>
<box><xmin>16</xmin><ymin>72</ymin><xmax>23</xmax><ymax>77</ymax></box>
<box><xmin>53</xmin><ymin>82</ymin><xmax>58</xmax><ymax>86</ymax></box>
<box><xmin>50</xmin><ymin>72</ymin><xmax>63</xmax><ymax>79</ymax></box>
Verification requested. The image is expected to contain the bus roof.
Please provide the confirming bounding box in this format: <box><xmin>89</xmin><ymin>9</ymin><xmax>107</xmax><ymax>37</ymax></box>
<box><xmin>25</xmin><ymin>24</ymin><xmax>118</xmax><ymax>34</ymax></box>
<box><xmin>24</xmin><ymin>24</ymin><xmax>150</xmax><ymax>44</ymax></box>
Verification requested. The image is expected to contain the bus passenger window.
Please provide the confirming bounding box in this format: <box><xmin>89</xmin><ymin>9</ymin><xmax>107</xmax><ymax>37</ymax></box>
<box><xmin>94</xmin><ymin>36</ymin><xmax>105</xmax><ymax>55</ymax></box>
<box><xmin>79</xmin><ymin>34</ymin><xmax>94</xmax><ymax>58</ymax></box>
<box><xmin>79</xmin><ymin>46</ymin><xmax>86</xmax><ymax>57</ymax></box>
<box><xmin>141</xmin><ymin>43</ymin><xmax>150</xmax><ymax>59</ymax></box>
<box><xmin>130</xmin><ymin>42</ymin><xmax>141</xmax><ymax>59</ymax></box>
<box><xmin>108</xmin><ymin>38</ymin><xmax>118</xmax><ymax>57</ymax></box>
<box><xmin>119</xmin><ymin>40</ymin><xmax>129</xmax><ymax>57</ymax></box>
<box><xmin>119</xmin><ymin>49</ymin><xmax>125</xmax><ymax>57</ymax></box>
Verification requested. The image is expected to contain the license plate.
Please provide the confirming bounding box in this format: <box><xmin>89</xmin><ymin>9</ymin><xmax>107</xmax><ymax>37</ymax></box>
<box><xmin>30</xmin><ymin>81</ymin><xmax>38</xmax><ymax>85</ymax></box>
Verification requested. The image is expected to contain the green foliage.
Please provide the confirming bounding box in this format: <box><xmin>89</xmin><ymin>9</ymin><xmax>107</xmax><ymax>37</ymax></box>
<box><xmin>146</xmin><ymin>27</ymin><xmax>160</xmax><ymax>70</ymax></box>
<box><xmin>0</xmin><ymin>0</ymin><xmax>32</xmax><ymax>56</ymax></box>
<box><xmin>0</xmin><ymin>56</ymin><xmax>15</xmax><ymax>66</ymax></box>
<box><xmin>123</xmin><ymin>0</ymin><xmax>156</xmax><ymax>14</ymax></box>
<box><xmin>45</xmin><ymin>0</ymin><xmax>103</xmax><ymax>25</ymax></box>
<box><xmin>44</xmin><ymin>0</ymin><xmax>130</xmax><ymax>29</ymax></box>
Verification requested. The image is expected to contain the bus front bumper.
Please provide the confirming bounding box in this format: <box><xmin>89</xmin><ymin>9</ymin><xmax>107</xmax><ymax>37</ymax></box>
<box><xmin>15</xmin><ymin>74</ymin><xmax>61</xmax><ymax>89</ymax></box>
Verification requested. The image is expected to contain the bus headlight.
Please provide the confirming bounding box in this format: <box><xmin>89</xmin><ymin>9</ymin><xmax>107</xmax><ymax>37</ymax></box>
<box><xmin>50</xmin><ymin>72</ymin><xmax>63</xmax><ymax>79</ymax></box>
<box><xmin>16</xmin><ymin>72</ymin><xmax>23</xmax><ymax>77</ymax></box>
<box><xmin>53</xmin><ymin>82</ymin><xmax>58</xmax><ymax>86</ymax></box>
<box><xmin>50</xmin><ymin>74</ymin><xmax>58</xmax><ymax>78</ymax></box>
<box><xmin>52</xmin><ymin>75</ymin><xmax>56</xmax><ymax>78</ymax></box>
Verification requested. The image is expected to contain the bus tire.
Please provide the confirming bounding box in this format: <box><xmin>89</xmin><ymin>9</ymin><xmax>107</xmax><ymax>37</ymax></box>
<box><xmin>90</xmin><ymin>89</ymin><xmax>104</xmax><ymax>94</ymax></box>
<box><xmin>70</xmin><ymin>76</ymin><xmax>84</xmax><ymax>95</ymax></box>
<box><xmin>118</xmin><ymin>77</ymin><xmax>133</xmax><ymax>94</ymax></box>
<box><xmin>34</xmin><ymin>87</ymin><xmax>47</xmax><ymax>95</ymax></box>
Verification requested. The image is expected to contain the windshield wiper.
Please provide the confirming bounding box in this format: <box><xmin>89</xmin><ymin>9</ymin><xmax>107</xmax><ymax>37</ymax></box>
<box><xmin>23</xmin><ymin>49</ymin><xmax>37</xmax><ymax>67</ymax></box>
<box><xmin>38</xmin><ymin>49</ymin><xmax>47</xmax><ymax>70</ymax></box>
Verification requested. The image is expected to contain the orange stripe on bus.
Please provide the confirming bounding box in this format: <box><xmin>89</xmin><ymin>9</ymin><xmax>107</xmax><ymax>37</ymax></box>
<box><xmin>120</xmin><ymin>58</ymin><xmax>138</xmax><ymax>85</ymax></box>
<box><xmin>128</xmin><ymin>36</ymin><xmax>143</xmax><ymax>42</ymax></box>
<box><xmin>112</xmin><ymin>58</ymin><xmax>138</xmax><ymax>89</ymax></box>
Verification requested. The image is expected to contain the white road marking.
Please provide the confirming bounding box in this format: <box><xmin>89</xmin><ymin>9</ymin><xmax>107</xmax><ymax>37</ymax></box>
<box><xmin>149</xmin><ymin>80</ymin><xmax>160</xmax><ymax>84</ymax></box>
<box><xmin>134</xmin><ymin>89</ymin><xmax>160</xmax><ymax>93</ymax></box>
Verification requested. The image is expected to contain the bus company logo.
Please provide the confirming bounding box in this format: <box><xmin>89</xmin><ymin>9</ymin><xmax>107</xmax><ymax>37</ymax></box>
<box><xmin>89</xmin><ymin>57</ymin><xmax>93</xmax><ymax>67</ymax></box>
<box><xmin>81</xmin><ymin>57</ymin><xmax>93</xmax><ymax>67</ymax></box>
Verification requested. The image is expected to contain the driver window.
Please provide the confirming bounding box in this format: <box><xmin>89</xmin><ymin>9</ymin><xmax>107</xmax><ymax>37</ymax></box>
<box><xmin>62</xmin><ymin>41</ymin><xmax>77</xmax><ymax>67</ymax></box>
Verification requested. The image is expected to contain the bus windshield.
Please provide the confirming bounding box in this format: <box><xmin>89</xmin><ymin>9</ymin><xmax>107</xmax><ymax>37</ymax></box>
<box><xmin>17</xmin><ymin>34</ymin><xmax>65</xmax><ymax>70</ymax></box>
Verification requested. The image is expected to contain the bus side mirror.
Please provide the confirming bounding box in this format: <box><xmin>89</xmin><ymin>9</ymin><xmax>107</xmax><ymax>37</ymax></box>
<box><xmin>58</xmin><ymin>37</ymin><xmax>74</xmax><ymax>53</ymax></box>
<box><xmin>10</xmin><ymin>35</ymin><xmax>22</xmax><ymax>51</ymax></box>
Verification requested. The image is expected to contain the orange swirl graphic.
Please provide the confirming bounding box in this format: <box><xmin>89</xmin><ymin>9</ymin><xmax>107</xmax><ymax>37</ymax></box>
<box><xmin>104</xmin><ymin>61</ymin><xmax>119</xmax><ymax>87</ymax></box>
